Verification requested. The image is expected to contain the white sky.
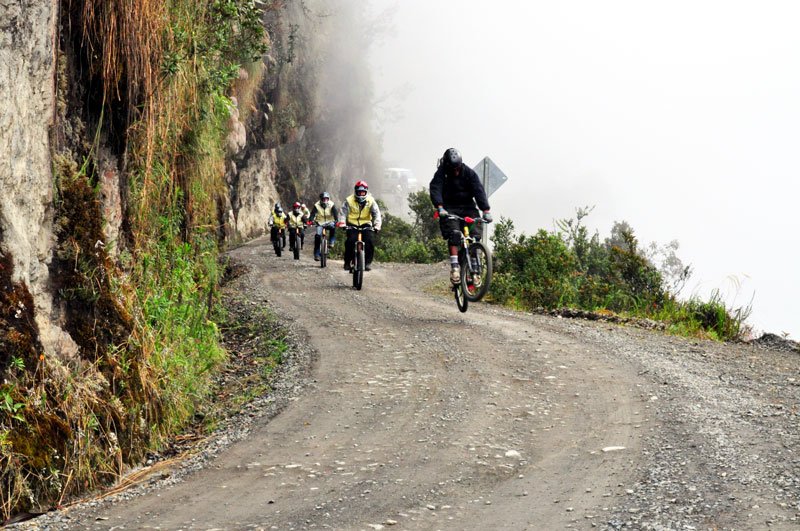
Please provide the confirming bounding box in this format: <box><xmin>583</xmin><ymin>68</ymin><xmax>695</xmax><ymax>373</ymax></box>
<box><xmin>365</xmin><ymin>0</ymin><xmax>800</xmax><ymax>339</ymax></box>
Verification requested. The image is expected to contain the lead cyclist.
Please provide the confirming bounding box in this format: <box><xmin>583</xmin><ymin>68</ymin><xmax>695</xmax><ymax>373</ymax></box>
<box><xmin>429</xmin><ymin>148</ymin><xmax>493</xmax><ymax>283</ymax></box>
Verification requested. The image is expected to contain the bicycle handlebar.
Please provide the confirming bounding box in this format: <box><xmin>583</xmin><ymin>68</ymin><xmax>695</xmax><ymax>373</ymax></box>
<box><xmin>434</xmin><ymin>212</ymin><xmax>490</xmax><ymax>224</ymax></box>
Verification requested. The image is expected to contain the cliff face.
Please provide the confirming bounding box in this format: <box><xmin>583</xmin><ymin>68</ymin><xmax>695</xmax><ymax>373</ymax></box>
<box><xmin>1</xmin><ymin>0</ymin><xmax>379</xmax><ymax>357</ymax></box>
<box><xmin>0</xmin><ymin>0</ymin><xmax>380</xmax><ymax>518</ymax></box>
<box><xmin>0</xmin><ymin>1</ymin><xmax>79</xmax><ymax>358</ymax></box>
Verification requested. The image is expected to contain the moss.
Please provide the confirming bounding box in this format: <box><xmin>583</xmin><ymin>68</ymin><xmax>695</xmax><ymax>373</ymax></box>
<box><xmin>0</xmin><ymin>234</ymin><xmax>43</xmax><ymax>378</ymax></box>
<box><xmin>52</xmin><ymin>166</ymin><xmax>133</xmax><ymax>362</ymax></box>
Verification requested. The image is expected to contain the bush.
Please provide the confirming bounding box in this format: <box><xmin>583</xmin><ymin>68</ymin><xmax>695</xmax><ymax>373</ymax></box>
<box><xmin>372</xmin><ymin>191</ymin><xmax>448</xmax><ymax>264</ymax></box>
<box><xmin>491</xmin><ymin>209</ymin><xmax>749</xmax><ymax>341</ymax></box>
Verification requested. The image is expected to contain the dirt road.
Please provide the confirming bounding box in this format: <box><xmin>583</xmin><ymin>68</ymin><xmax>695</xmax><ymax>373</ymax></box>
<box><xmin>24</xmin><ymin>237</ymin><xmax>800</xmax><ymax>530</ymax></box>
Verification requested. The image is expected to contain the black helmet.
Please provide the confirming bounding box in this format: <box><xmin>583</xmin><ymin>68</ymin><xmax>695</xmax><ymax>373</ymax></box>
<box><xmin>274</xmin><ymin>203</ymin><xmax>282</xmax><ymax>213</ymax></box>
<box><xmin>443</xmin><ymin>148</ymin><xmax>462</xmax><ymax>170</ymax></box>
<box><xmin>320</xmin><ymin>192</ymin><xmax>331</xmax><ymax>202</ymax></box>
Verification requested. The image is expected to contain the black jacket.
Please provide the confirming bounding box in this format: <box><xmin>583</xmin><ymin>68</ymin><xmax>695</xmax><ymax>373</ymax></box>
<box><xmin>429</xmin><ymin>164</ymin><xmax>490</xmax><ymax>212</ymax></box>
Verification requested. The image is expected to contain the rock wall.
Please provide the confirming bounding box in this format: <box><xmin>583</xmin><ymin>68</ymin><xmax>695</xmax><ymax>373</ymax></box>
<box><xmin>0</xmin><ymin>0</ymin><xmax>380</xmax><ymax>355</ymax></box>
<box><xmin>0</xmin><ymin>0</ymin><xmax>78</xmax><ymax>356</ymax></box>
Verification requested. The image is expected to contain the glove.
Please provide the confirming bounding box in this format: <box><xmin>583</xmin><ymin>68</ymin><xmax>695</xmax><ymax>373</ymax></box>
<box><xmin>373</xmin><ymin>227</ymin><xmax>380</xmax><ymax>233</ymax></box>
<box><xmin>437</xmin><ymin>206</ymin><xmax>448</xmax><ymax>217</ymax></box>
<box><xmin>336</xmin><ymin>221</ymin><xmax>345</xmax><ymax>228</ymax></box>
<box><xmin>482</xmin><ymin>211</ymin><xmax>493</xmax><ymax>223</ymax></box>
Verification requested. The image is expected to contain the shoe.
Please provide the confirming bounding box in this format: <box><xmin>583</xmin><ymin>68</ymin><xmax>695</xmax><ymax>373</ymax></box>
<box><xmin>314</xmin><ymin>254</ymin><xmax>320</xmax><ymax>261</ymax></box>
<box><xmin>329</xmin><ymin>241</ymin><xmax>335</xmax><ymax>249</ymax></box>
<box><xmin>344</xmin><ymin>262</ymin><xmax>351</xmax><ymax>270</ymax></box>
<box><xmin>365</xmin><ymin>264</ymin><xmax>372</xmax><ymax>271</ymax></box>
<box><xmin>450</xmin><ymin>265</ymin><xmax>461</xmax><ymax>284</ymax></box>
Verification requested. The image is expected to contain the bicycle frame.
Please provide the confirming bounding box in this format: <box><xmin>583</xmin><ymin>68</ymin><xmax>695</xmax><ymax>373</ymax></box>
<box><xmin>314</xmin><ymin>221</ymin><xmax>335</xmax><ymax>267</ymax></box>
<box><xmin>435</xmin><ymin>212</ymin><xmax>493</xmax><ymax>308</ymax></box>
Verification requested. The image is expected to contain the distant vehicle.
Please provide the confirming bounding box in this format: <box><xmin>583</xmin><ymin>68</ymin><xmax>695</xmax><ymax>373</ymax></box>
<box><xmin>384</xmin><ymin>168</ymin><xmax>417</xmax><ymax>193</ymax></box>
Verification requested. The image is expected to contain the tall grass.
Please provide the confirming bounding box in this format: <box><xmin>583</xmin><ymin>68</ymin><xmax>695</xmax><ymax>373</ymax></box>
<box><xmin>0</xmin><ymin>0</ymin><xmax>271</xmax><ymax>520</ymax></box>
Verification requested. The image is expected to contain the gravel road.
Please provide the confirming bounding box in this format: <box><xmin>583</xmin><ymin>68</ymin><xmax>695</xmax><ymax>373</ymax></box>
<box><xmin>16</xmin><ymin>237</ymin><xmax>800</xmax><ymax>530</ymax></box>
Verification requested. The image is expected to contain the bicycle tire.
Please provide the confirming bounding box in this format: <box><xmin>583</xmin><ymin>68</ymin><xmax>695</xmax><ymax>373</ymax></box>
<box><xmin>454</xmin><ymin>282</ymin><xmax>468</xmax><ymax>312</ymax></box>
<box><xmin>462</xmin><ymin>242</ymin><xmax>492</xmax><ymax>302</ymax></box>
<box><xmin>320</xmin><ymin>237</ymin><xmax>327</xmax><ymax>268</ymax></box>
<box><xmin>274</xmin><ymin>239</ymin><xmax>281</xmax><ymax>257</ymax></box>
<box><xmin>293</xmin><ymin>233</ymin><xmax>300</xmax><ymax>260</ymax></box>
<box><xmin>353</xmin><ymin>248</ymin><xmax>364</xmax><ymax>290</ymax></box>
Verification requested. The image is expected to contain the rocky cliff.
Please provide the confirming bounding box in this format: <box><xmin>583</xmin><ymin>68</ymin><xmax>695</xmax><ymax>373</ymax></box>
<box><xmin>0</xmin><ymin>0</ymin><xmax>380</xmax><ymax>519</ymax></box>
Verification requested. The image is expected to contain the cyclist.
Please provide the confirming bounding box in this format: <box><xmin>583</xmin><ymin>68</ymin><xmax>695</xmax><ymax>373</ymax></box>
<box><xmin>339</xmin><ymin>180</ymin><xmax>382</xmax><ymax>271</ymax></box>
<box><xmin>308</xmin><ymin>192</ymin><xmax>340</xmax><ymax>261</ymax></box>
<box><xmin>300</xmin><ymin>202</ymin><xmax>311</xmax><ymax>221</ymax></box>
<box><xmin>268</xmin><ymin>203</ymin><xmax>288</xmax><ymax>249</ymax></box>
<box><xmin>287</xmin><ymin>202</ymin><xmax>307</xmax><ymax>251</ymax></box>
<box><xmin>429</xmin><ymin>148</ymin><xmax>492</xmax><ymax>283</ymax></box>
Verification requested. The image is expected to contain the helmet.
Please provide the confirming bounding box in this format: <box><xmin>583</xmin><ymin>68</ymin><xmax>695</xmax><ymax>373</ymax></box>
<box><xmin>274</xmin><ymin>203</ymin><xmax>282</xmax><ymax>213</ymax></box>
<box><xmin>319</xmin><ymin>192</ymin><xmax>331</xmax><ymax>201</ymax></box>
<box><xmin>354</xmin><ymin>180</ymin><xmax>369</xmax><ymax>204</ymax></box>
<box><xmin>301</xmin><ymin>203</ymin><xmax>307</xmax><ymax>209</ymax></box>
<box><xmin>292</xmin><ymin>201</ymin><xmax>301</xmax><ymax>210</ymax></box>
<box><xmin>442</xmin><ymin>148</ymin><xmax>463</xmax><ymax>174</ymax></box>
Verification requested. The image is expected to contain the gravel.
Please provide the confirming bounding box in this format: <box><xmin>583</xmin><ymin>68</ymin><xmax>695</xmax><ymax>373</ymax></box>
<box><xmin>12</xmin><ymin>241</ymin><xmax>800</xmax><ymax>530</ymax></box>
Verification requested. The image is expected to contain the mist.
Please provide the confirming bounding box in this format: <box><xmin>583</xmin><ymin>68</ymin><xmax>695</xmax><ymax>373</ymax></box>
<box><xmin>366</xmin><ymin>0</ymin><xmax>800</xmax><ymax>338</ymax></box>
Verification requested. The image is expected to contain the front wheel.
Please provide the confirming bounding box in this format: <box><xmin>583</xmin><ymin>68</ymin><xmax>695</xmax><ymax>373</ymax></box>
<box><xmin>353</xmin><ymin>247</ymin><xmax>364</xmax><ymax>290</ymax></box>
<box><xmin>293</xmin><ymin>233</ymin><xmax>300</xmax><ymax>260</ymax></box>
<box><xmin>273</xmin><ymin>239</ymin><xmax>282</xmax><ymax>257</ymax></box>
<box><xmin>454</xmin><ymin>282</ymin><xmax>468</xmax><ymax>312</ymax></box>
<box><xmin>320</xmin><ymin>238</ymin><xmax>328</xmax><ymax>268</ymax></box>
<box><xmin>462</xmin><ymin>242</ymin><xmax>492</xmax><ymax>302</ymax></box>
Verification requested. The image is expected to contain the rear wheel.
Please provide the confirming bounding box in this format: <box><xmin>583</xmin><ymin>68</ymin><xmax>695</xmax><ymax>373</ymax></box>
<box><xmin>353</xmin><ymin>247</ymin><xmax>364</xmax><ymax>290</ymax></box>
<box><xmin>462</xmin><ymin>242</ymin><xmax>492</xmax><ymax>302</ymax></box>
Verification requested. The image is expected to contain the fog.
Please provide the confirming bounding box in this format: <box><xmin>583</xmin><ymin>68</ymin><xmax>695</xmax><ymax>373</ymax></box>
<box><xmin>366</xmin><ymin>0</ymin><xmax>800</xmax><ymax>339</ymax></box>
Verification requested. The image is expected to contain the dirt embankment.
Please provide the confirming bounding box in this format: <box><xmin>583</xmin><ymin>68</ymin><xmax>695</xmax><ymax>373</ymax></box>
<box><xmin>17</xmin><ymin>237</ymin><xmax>800</xmax><ymax>530</ymax></box>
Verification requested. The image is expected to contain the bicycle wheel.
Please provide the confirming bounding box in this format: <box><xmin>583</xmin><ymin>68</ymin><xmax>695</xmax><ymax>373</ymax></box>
<box><xmin>274</xmin><ymin>239</ymin><xmax>281</xmax><ymax>257</ymax></box>
<box><xmin>293</xmin><ymin>233</ymin><xmax>300</xmax><ymax>260</ymax></box>
<box><xmin>320</xmin><ymin>237</ymin><xmax>327</xmax><ymax>268</ymax></box>
<box><xmin>462</xmin><ymin>242</ymin><xmax>492</xmax><ymax>302</ymax></box>
<box><xmin>453</xmin><ymin>282</ymin><xmax>468</xmax><ymax>312</ymax></box>
<box><xmin>353</xmin><ymin>248</ymin><xmax>364</xmax><ymax>290</ymax></box>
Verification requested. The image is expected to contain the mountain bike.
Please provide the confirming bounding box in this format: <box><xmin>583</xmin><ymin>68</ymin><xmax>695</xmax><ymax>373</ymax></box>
<box><xmin>272</xmin><ymin>227</ymin><xmax>285</xmax><ymax>257</ymax></box>
<box><xmin>441</xmin><ymin>214</ymin><xmax>493</xmax><ymax>311</ymax></box>
<box><xmin>315</xmin><ymin>221</ymin><xmax>335</xmax><ymax>268</ymax></box>
<box><xmin>347</xmin><ymin>225</ymin><xmax>373</xmax><ymax>290</ymax></box>
<box><xmin>289</xmin><ymin>226</ymin><xmax>303</xmax><ymax>260</ymax></box>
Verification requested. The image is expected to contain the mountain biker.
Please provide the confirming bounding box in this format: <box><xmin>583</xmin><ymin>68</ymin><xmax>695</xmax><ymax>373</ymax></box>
<box><xmin>429</xmin><ymin>148</ymin><xmax>492</xmax><ymax>283</ymax></box>
<box><xmin>308</xmin><ymin>192</ymin><xmax>340</xmax><ymax>261</ymax></box>
<box><xmin>268</xmin><ymin>203</ymin><xmax>288</xmax><ymax>249</ymax></box>
<box><xmin>339</xmin><ymin>180</ymin><xmax>382</xmax><ymax>271</ymax></box>
<box><xmin>300</xmin><ymin>202</ymin><xmax>311</xmax><ymax>221</ymax></box>
<box><xmin>287</xmin><ymin>202</ymin><xmax>307</xmax><ymax>251</ymax></box>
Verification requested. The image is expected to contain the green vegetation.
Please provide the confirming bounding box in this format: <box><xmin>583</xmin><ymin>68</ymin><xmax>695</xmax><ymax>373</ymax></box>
<box><xmin>491</xmin><ymin>208</ymin><xmax>751</xmax><ymax>341</ymax></box>
<box><xmin>374</xmin><ymin>192</ymin><xmax>750</xmax><ymax>342</ymax></box>
<box><xmin>0</xmin><ymin>0</ymin><xmax>276</xmax><ymax>520</ymax></box>
<box><xmin>373</xmin><ymin>190</ymin><xmax>448</xmax><ymax>264</ymax></box>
